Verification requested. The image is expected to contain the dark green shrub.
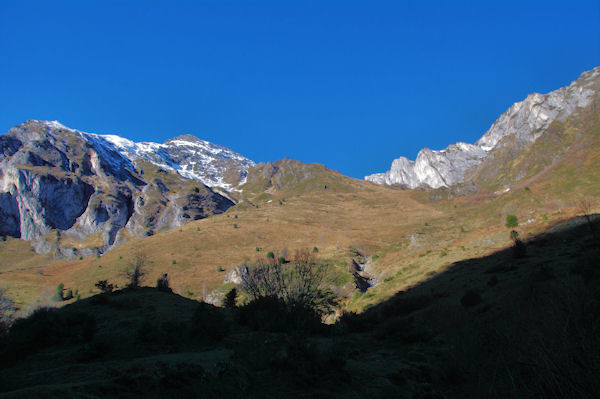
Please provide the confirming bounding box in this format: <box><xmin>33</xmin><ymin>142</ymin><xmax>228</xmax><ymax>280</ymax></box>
<box><xmin>312</xmin><ymin>246</ymin><xmax>318</xmax><ymax>253</ymax></box>
<box><xmin>278</xmin><ymin>256</ymin><xmax>286</xmax><ymax>265</ymax></box>
<box><xmin>506</xmin><ymin>214</ymin><xmax>518</xmax><ymax>228</ymax></box>
<box><xmin>63</xmin><ymin>289</ymin><xmax>73</xmax><ymax>301</ymax></box>
<box><xmin>266</xmin><ymin>251</ymin><xmax>275</xmax><ymax>259</ymax></box>
<box><xmin>217</xmin><ymin>266</ymin><xmax>225</xmax><ymax>272</ymax></box>
<box><xmin>52</xmin><ymin>283</ymin><xmax>64</xmax><ymax>302</ymax></box>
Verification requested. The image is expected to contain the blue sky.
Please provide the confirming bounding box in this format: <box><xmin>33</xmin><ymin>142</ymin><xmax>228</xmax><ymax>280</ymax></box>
<box><xmin>1</xmin><ymin>1</ymin><xmax>599</xmax><ymax>178</ymax></box>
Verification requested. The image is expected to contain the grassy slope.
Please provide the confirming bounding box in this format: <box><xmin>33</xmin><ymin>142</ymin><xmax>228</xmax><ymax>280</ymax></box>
<box><xmin>1</xmin><ymin>153</ymin><xmax>597</xmax><ymax>313</ymax></box>
<box><xmin>1</xmin><ymin>97</ymin><xmax>598</xmax><ymax>312</ymax></box>
<box><xmin>1</xmin><ymin>217</ymin><xmax>598</xmax><ymax>398</ymax></box>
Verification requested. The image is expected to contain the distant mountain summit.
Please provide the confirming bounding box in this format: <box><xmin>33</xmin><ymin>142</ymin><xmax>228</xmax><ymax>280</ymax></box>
<box><xmin>366</xmin><ymin>67</ymin><xmax>600</xmax><ymax>189</ymax></box>
<box><xmin>71</xmin><ymin>125</ymin><xmax>255</xmax><ymax>190</ymax></box>
<box><xmin>0</xmin><ymin>121</ymin><xmax>253</xmax><ymax>257</ymax></box>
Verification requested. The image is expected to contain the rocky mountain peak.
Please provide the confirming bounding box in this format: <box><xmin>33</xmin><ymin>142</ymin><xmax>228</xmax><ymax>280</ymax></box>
<box><xmin>167</xmin><ymin>134</ymin><xmax>205</xmax><ymax>144</ymax></box>
<box><xmin>366</xmin><ymin>66</ymin><xmax>600</xmax><ymax>189</ymax></box>
<box><xmin>0</xmin><ymin>120</ymin><xmax>250</xmax><ymax>257</ymax></box>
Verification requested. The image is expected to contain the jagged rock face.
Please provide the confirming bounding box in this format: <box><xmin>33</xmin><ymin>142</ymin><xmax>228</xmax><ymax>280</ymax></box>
<box><xmin>366</xmin><ymin>67</ymin><xmax>600</xmax><ymax>189</ymax></box>
<box><xmin>368</xmin><ymin>143</ymin><xmax>487</xmax><ymax>188</ymax></box>
<box><xmin>0</xmin><ymin>120</ymin><xmax>236</xmax><ymax>257</ymax></box>
<box><xmin>92</xmin><ymin>132</ymin><xmax>255</xmax><ymax>190</ymax></box>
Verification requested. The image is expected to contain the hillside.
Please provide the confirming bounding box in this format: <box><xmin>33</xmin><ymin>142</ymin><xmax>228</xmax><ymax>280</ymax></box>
<box><xmin>1</xmin><ymin>144</ymin><xmax>598</xmax><ymax>313</ymax></box>
<box><xmin>1</xmin><ymin>86</ymin><xmax>600</xmax><ymax>309</ymax></box>
<box><xmin>1</xmin><ymin>217</ymin><xmax>598</xmax><ymax>398</ymax></box>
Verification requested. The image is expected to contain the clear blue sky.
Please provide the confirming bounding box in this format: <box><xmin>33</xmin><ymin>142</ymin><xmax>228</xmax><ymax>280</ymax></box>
<box><xmin>1</xmin><ymin>1</ymin><xmax>599</xmax><ymax>178</ymax></box>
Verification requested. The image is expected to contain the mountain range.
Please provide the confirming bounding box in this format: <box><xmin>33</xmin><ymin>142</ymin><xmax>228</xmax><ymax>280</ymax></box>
<box><xmin>0</xmin><ymin>121</ymin><xmax>253</xmax><ymax>257</ymax></box>
<box><xmin>0</xmin><ymin>66</ymin><xmax>598</xmax><ymax>262</ymax></box>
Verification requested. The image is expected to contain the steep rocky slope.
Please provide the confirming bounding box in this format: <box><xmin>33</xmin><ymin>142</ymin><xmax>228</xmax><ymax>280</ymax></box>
<box><xmin>93</xmin><ymin>130</ymin><xmax>254</xmax><ymax>190</ymax></box>
<box><xmin>0</xmin><ymin>121</ymin><xmax>238</xmax><ymax>257</ymax></box>
<box><xmin>366</xmin><ymin>67</ymin><xmax>599</xmax><ymax>189</ymax></box>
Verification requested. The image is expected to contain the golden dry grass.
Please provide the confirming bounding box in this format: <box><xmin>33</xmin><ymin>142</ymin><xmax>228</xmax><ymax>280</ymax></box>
<box><xmin>2</xmin><ymin>163</ymin><xmax>597</xmax><ymax>313</ymax></box>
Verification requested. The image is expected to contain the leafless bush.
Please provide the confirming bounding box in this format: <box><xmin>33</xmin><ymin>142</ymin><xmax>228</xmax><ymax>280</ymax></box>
<box><xmin>125</xmin><ymin>252</ymin><xmax>147</xmax><ymax>288</ymax></box>
<box><xmin>579</xmin><ymin>198</ymin><xmax>598</xmax><ymax>244</ymax></box>
<box><xmin>95</xmin><ymin>280</ymin><xmax>113</xmax><ymax>294</ymax></box>
<box><xmin>240</xmin><ymin>249</ymin><xmax>336</xmax><ymax>315</ymax></box>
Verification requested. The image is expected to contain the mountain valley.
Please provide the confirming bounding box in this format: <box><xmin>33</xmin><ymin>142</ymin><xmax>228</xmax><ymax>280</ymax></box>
<box><xmin>0</xmin><ymin>67</ymin><xmax>599</xmax><ymax>398</ymax></box>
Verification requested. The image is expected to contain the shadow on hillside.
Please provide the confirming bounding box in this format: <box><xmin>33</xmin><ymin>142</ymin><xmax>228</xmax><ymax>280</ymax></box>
<box><xmin>0</xmin><ymin>216</ymin><xmax>598</xmax><ymax>398</ymax></box>
<box><xmin>351</xmin><ymin>214</ymin><xmax>600</xmax><ymax>398</ymax></box>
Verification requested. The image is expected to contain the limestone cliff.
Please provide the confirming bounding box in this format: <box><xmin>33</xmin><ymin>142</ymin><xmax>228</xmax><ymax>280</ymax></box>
<box><xmin>366</xmin><ymin>67</ymin><xmax>600</xmax><ymax>189</ymax></box>
<box><xmin>0</xmin><ymin>121</ymin><xmax>237</xmax><ymax>258</ymax></box>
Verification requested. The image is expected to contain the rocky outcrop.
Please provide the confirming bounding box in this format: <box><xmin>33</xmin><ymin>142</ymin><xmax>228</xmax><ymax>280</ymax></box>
<box><xmin>367</xmin><ymin>143</ymin><xmax>487</xmax><ymax>188</ymax></box>
<box><xmin>89</xmin><ymin>131</ymin><xmax>255</xmax><ymax>190</ymax></box>
<box><xmin>0</xmin><ymin>120</ymin><xmax>237</xmax><ymax>257</ymax></box>
<box><xmin>366</xmin><ymin>67</ymin><xmax>600</xmax><ymax>189</ymax></box>
<box><xmin>0</xmin><ymin>192</ymin><xmax>19</xmax><ymax>237</ymax></box>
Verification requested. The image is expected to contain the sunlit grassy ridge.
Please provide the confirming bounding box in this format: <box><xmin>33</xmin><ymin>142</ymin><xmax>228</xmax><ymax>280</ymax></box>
<box><xmin>1</xmin><ymin>152</ymin><xmax>597</xmax><ymax>313</ymax></box>
<box><xmin>1</xmin><ymin>95</ymin><xmax>599</xmax><ymax>313</ymax></box>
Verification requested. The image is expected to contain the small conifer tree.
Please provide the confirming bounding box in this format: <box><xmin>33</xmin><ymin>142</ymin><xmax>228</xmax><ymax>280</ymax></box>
<box><xmin>52</xmin><ymin>283</ymin><xmax>64</xmax><ymax>302</ymax></box>
<box><xmin>63</xmin><ymin>289</ymin><xmax>73</xmax><ymax>301</ymax></box>
<box><xmin>506</xmin><ymin>214</ymin><xmax>518</xmax><ymax>228</ymax></box>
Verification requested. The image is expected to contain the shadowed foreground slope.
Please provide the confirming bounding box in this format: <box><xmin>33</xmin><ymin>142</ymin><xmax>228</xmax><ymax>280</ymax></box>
<box><xmin>0</xmin><ymin>216</ymin><xmax>598</xmax><ymax>398</ymax></box>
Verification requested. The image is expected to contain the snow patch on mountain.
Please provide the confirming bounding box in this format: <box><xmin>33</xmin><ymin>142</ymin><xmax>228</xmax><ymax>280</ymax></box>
<box><xmin>38</xmin><ymin>121</ymin><xmax>255</xmax><ymax>190</ymax></box>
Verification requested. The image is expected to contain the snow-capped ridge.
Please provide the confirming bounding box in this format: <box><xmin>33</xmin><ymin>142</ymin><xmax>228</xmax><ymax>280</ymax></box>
<box><xmin>33</xmin><ymin>121</ymin><xmax>255</xmax><ymax>191</ymax></box>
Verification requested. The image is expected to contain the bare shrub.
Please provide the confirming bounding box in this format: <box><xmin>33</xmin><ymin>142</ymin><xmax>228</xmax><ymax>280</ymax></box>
<box><xmin>125</xmin><ymin>252</ymin><xmax>147</xmax><ymax>288</ymax></box>
<box><xmin>94</xmin><ymin>280</ymin><xmax>113</xmax><ymax>294</ymax></box>
<box><xmin>240</xmin><ymin>249</ymin><xmax>337</xmax><ymax>316</ymax></box>
<box><xmin>580</xmin><ymin>197</ymin><xmax>598</xmax><ymax>245</ymax></box>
